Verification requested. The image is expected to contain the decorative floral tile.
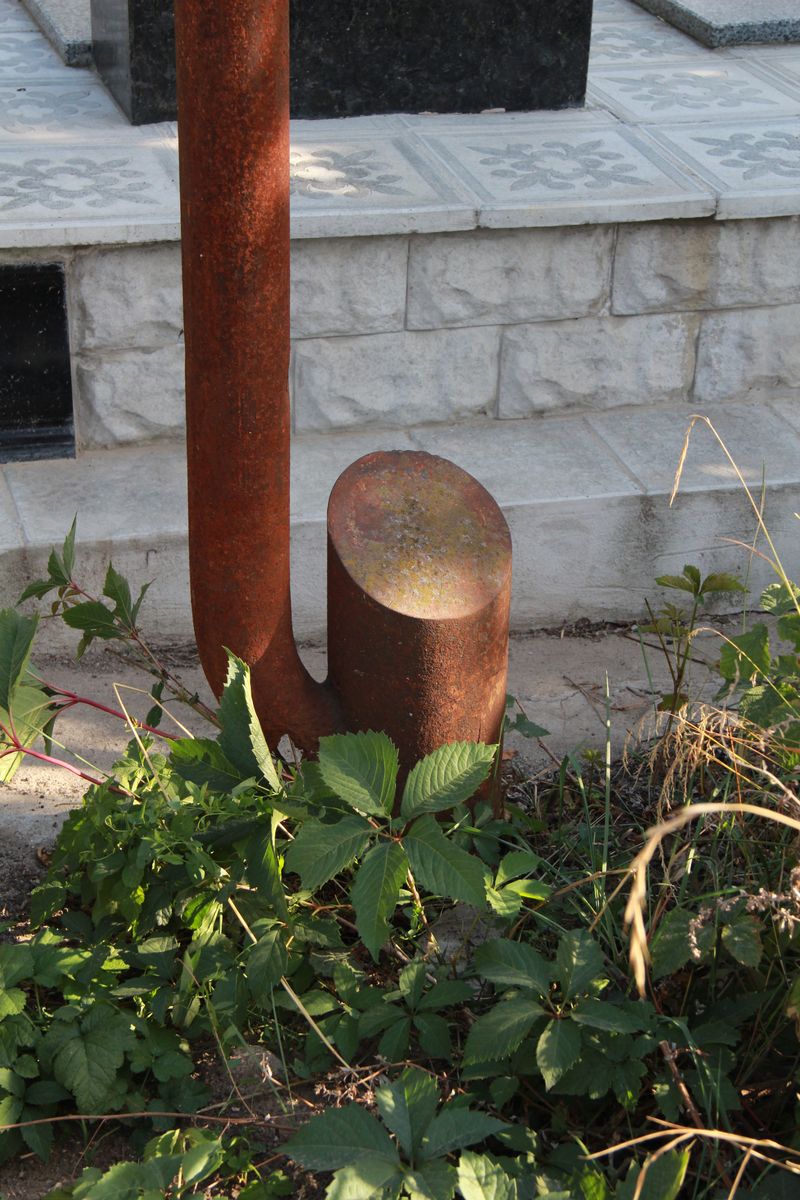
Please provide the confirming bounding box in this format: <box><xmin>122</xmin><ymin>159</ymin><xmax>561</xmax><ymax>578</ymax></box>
<box><xmin>645</xmin><ymin>118</ymin><xmax>800</xmax><ymax>216</ymax></box>
<box><xmin>0</xmin><ymin>141</ymin><xmax>179</xmax><ymax>244</ymax></box>
<box><xmin>289</xmin><ymin>134</ymin><xmax>476</xmax><ymax>237</ymax></box>
<box><xmin>589</xmin><ymin>62</ymin><xmax>800</xmax><ymax>123</ymax></box>
<box><xmin>590</xmin><ymin>21</ymin><xmax>710</xmax><ymax>64</ymax></box>
<box><xmin>413</xmin><ymin>121</ymin><xmax>714</xmax><ymax>226</ymax></box>
<box><xmin>0</xmin><ymin>32</ymin><xmax>67</xmax><ymax>78</ymax></box>
<box><xmin>762</xmin><ymin>51</ymin><xmax>800</xmax><ymax>91</ymax></box>
<box><xmin>0</xmin><ymin>0</ymin><xmax>35</xmax><ymax>31</ymax></box>
<box><xmin>0</xmin><ymin>82</ymin><xmax>129</xmax><ymax>138</ymax></box>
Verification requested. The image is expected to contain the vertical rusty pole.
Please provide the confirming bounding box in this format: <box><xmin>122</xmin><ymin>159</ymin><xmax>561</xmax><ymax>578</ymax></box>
<box><xmin>174</xmin><ymin>0</ymin><xmax>339</xmax><ymax>749</ymax></box>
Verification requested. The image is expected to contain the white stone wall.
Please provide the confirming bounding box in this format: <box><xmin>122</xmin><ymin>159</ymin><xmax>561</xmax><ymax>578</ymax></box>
<box><xmin>45</xmin><ymin>213</ymin><xmax>800</xmax><ymax>448</ymax></box>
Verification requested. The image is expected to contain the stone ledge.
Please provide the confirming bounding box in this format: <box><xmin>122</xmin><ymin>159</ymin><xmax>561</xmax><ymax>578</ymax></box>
<box><xmin>2</xmin><ymin>401</ymin><xmax>798</xmax><ymax>643</ymax></box>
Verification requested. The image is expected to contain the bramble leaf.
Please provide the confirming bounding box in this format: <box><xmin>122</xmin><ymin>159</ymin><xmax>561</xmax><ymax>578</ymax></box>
<box><xmin>375</xmin><ymin>1067</ymin><xmax>439</xmax><ymax>1160</ymax></box>
<box><xmin>457</xmin><ymin>1151</ymin><xmax>517</xmax><ymax>1200</ymax></box>
<box><xmin>617</xmin><ymin>1149</ymin><xmax>689</xmax><ymax>1200</ymax></box>
<box><xmin>555</xmin><ymin>931</ymin><xmax>605</xmax><ymax>1001</ymax></box>
<box><xmin>536</xmin><ymin>1019</ymin><xmax>581</xmax><ymax>1090</ymax></box>
<box><xmin>420</xmin><ymin>1107</ymin><xmax>506</xmax><ymax>1160</ymax></box>
<box><xmin>404</xmin><ymin>815</ymin><xmax>487</xmax><ymax>909</ymax></box>
<box><xmin>350</xmin><ymin>841</ymin><xmax>408</xmax><ymax>961</ymax></box>
<box><xmin>473</xmin><ymin>939</ymin><xmax>552</xmax><ymax>997</ymax></box>
<box><xmin>246</xmin><ymin>930</ymin><xmax>288</xmax><ymax>996</ymax></box>
<box><xmin>285</xmin><ymin>815</ymin><xmax>372</xmax><ymax>891</ymax></box>
<box><xmin>721</xmin><ymin>914</ymin><xmax>763</xmax><ymax>968</ymax></box>
<box><xmin>319</xmin><ymin>731</ymin><xmax>399</xmax><ymax>817</ymax></box>
<box><xmin>326</xmin><ymin>1157</ymin><xmax>404</xmax><ymax>1200</ymax></box>
<box><xmin>218</xmin><ymin>653</ymin><xmax>281</xmax><ymax>791</ymax></box>
<box><xmin>283</xmin><ymin>1103</ymin><xmax>399</xmax><ymax>1171</ymax></box>
<box><xmin>464</xmin><ymin>998</ymin><xmax>545</xmax><ymax>1063</ymax></box>
<box><xmin>0</xmin><ymin>609</ymin><xmax>38</xmax><ymax>710</ymax></box>
<box><xmin>718</xmin><ymin>625</ymin><xmax>770</xmax><ymax>685</ymax></box>
<box><xmin>400</xmin><ymin>742</ymin><xmax>496</xmax><ymax>819</ymax></box>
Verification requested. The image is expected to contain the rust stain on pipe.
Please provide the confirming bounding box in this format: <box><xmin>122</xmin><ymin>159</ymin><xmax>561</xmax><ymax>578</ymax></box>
<box><xmin>174</xmin><ymin>0</ymin><xmax>340</xmax><ymax>749</ymax></box>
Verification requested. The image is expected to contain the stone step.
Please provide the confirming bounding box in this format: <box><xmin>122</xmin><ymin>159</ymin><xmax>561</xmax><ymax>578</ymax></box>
<box><xmin>20</xmin><ymin>0</ymin><xmax>91</xmax><ymax>66</ymax></box>
<box><xmin>2</xmin><ymin>399</ymin><xmax>799</xmax><ymax>645</ymax></box>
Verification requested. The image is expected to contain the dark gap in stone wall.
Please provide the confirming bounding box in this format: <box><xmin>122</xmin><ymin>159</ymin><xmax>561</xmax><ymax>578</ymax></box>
<box><xmin>0</xmin><ymin>264</ymin><xmax>75</xmax><ymax>463</ymax></box>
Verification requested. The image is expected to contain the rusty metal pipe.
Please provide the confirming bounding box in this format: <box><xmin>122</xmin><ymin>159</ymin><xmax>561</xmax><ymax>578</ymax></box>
<box><xmin>174</xmin><ymin>0</ymin><xmax>340</xmax><ymax>748</ymax></box>
<box><xmin>175</xmin><ymin>1</ymin><xmax>512</xmax><ymax>774</ymax></box>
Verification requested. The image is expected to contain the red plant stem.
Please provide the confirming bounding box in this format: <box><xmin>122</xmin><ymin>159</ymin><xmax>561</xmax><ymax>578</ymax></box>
<box><xmin>42</xmin><ymin>686</ymin><xmax>179</xmax><ymax>741</ymax></box>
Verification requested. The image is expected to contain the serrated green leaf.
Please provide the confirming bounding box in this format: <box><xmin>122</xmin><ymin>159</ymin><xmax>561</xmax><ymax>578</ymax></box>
<box><xmin>0</xmin><ymin>1092</ymin><xmax>22</xmax><ymax>1126</ymax></box>
<box><xmin>20</xmin><ymin>1108</ymin><xmax>52</xmax><ymax>1161</ymax></box>
<box><xmin>404</xmin><ymin>815</ymin><xmax>486</xmax><ymax>909</ymax></box>
<box><xmin>651</xmin><ymin>908</ymin><xmax>713</xmax><ymax>979</ymax></box>
<box><xmin>169</xmin><ymin>737</ymin><xmax>245</xmax><ymax>791</ymax></box>
<box><xmin>571</xmin><ymin>998</ymin><xmax>652</xmax><ymax>1034</ymax></box>
<box><xmin>718</xmin><ymin>625</ymin><xmax>770</xmax><ymax>684</ymax></box>
<box><xmin>0</xmin><ymin>990</ymin><xmax>26</xmax><ymax>1019</ymax></box>
<box><xmin>655</xmin><ymin>574</ymin><xmax>696</xmax><ymax>596</ymax></box>
<box><xmin>0</xmin><ymin>610</ymin><xmax>38</xmax><ymax>710</ymax></box>
<box><xmin>285</xmin><ymin>816</ymin><xmax>373</xmax><ymax>891</ymax></box>
<box><xmin>400</xmin><ymin>741</ymin><xmax>496</xmax><ymax>819</ymax></box>
<box><xmin>326</xmin><ymin>1157</ymin><xmax>404</xmax><ymax>1200</ymax></box>
<box><xmin>486</xmin><ymin>886</ymin><xmax>522</xmax><ymax>921</ymax></box>
<box><xmin>181</xmin><ymin>1136</ymin><xmax>225</xmax><ymax>1185</ymax></box>
<box><xmin>414</xmin><ymin>1012</ymin><xmax>451</xmax><ymax>1058</ymax></box>
<box><xmin>375</xmin><ymin>1067</ymin><xmax>439</xmax><ymax>1159</ymax></box>
<box><xmin>0</xmin><ymin>944</ymin><xmax>34</xmax><ymax>990</ymax></box>
<box><xmin>0</xmin><ymin>683</ymin><xmax>57</xmax><ymax>783</ymax></box>
<box><xmin>721</xmin><ymin>914</ymin><xmax>762</xmax><ymax>967</ymax></box>
<box><xmin>404</xmin><ymin>1159</ymin><xmax>457</xmax><ymax>1200</ymax></box>
<box><xmin>457</xmin><ymin>1150</ymin><xmax>516</xmax><ymax>1200</ymax></box>
<box><xmin>473</xmin><ymin>939</ymin><xmax>552</xmax><ymax>997</ymax></box>
<box><xmin>700</xmin><ymin>572</ymin><xmax>746</xmax><ymax>596</ymax></box>
<box><xmin>319</xmin><ymin>731</ymin><xmax>399</xmax><ymax>816</ymax></box>
<box><xmin>555</xmin><ymin>931</ymin><xmax>605</xmax><ymax>1001</ymax></box>
<box><xmin>378</xmin><ymin>1016</ymin><xmax>412</xmax><ymax>1062</ymax></box>
<box><xmin>464</xmin><ymin>997</ymin><xmax>545</xmax><ymax>1063</ymax></box>
<box><xmin>218</xmin><ymin>653</ymin><xmax>281</xmax><ymax>790</ymax></box>
<box><xmin>420</xmin><ymin>1106</ymin><xmax>506</xmax><ymax>1160</ymax></box>
<box><xmin>24</xmin><ymin>1081</ymin><xmax>69</xmax><ymax>1106</ymax></box>
<box><xmin>494</xmin><ymin>851</ymin><xmax>542</xmax><ymax>887</ymax></box>
<box><xmin>246</xmin><ymin>930</ymin><xmax>288</xmax><ymax>996</ymax></box>
<box><xmin>761</xmin><ymin>581</ymin><xmax>800</xmax><ymax>615</ymax></box>
<box><xmin>778</xmin><ymin>612</ymin><xmax>800</xmax><ymax>650</ymax></box>
<box><xmin>417</xmin><ymin>980</ymin><xmax>472</xmax><ymax>1012</ymax></box>
<box><xmin>536</xmin><ymin>1019</ymin><xmax>581</xmax><ymax>1090</ymax></box>
<box><xmin>509</xmin><ymin>714</ymin><xmax>549</xmax><ymax>739</ymax></box>
<box><xmin>284</xmin><ymin>1103</ymin><xmax>399</xmax><ymax>1171</ymax></box>
<box><xmin>61</xmin><ymin>601</ymin><xmax>119</xmax><ymax>640</ymax></box>
<box><xmin>103</xmin><ymin>564</ymin><xmax>134</xmax><ymax>628</ymax></box>
<box><xmin>616</xmin><ymin>1149</ymin><xmax>689</xmax><ymax>1200</ymax></box>
<box><xmin>48</xmin><ymin>1004</ymin><xmax>131</xmax><ymax>1112</ymax></box>
<box><xmin>350</xmin><ymin>841</ymin><xmax>408</xmax><ymax>961</ymax></box>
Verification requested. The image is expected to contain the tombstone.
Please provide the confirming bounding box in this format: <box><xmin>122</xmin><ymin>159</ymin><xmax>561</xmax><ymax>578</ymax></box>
<box><xmin>94</xmin><ymin>0</ymin><xmax>592</xmax><ymax>125</ymax></box>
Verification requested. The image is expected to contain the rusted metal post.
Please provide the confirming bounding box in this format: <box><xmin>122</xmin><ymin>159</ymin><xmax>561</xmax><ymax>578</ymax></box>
<box><xmin>327</xmin><ymin>451</ymin><xmax>512</xmax><ymax>768</ymax></box>
<box><xmin>174</xmin><ymin>0</ymin><xmax>340</xmax><ymax>749</ymax></box>
<box><xmin>174</xmin><ymin>2</ymin><xmax>513</xmax><ymax>773</ymax></box>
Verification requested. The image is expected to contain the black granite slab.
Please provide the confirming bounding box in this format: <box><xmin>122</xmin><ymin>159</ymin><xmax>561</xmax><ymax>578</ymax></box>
<box><xmin>90</xmin><ymin>0</ymin><xmax>590</xmax><ymax>124</ymax></box>
<box><xmin>91</xmin><ymin>0</ymin><xmax>176</xmax><ymax>125</ymax></box>
<box><xmin>289</xmin><ymin>0</ymin><xmax>592</xmax><ymax>117</ymax></box>
<box><xmin>0</xmin><ymin>265</ymin><xmax>74</xmax><ymax>463</ymax></box>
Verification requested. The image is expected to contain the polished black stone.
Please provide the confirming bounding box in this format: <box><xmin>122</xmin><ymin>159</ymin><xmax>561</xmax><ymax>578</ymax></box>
<box><xmin>0</xmin><ymin>265</ymin><xmax>74</xmax><ymax>463</ymax></box>
<box><xmin>90</xmin><ymin>0</ymin><xmax>590</xmax><ymax>124</ymax></box>
<box><xmin>91</xmin><ymin>0</ymin><xmax>176</xmax><ymax>125</ymax></box>
<box><xmin>289</xmin><ymin>0</ymin><xmax>593</xmax><ymax>117</ymax></box>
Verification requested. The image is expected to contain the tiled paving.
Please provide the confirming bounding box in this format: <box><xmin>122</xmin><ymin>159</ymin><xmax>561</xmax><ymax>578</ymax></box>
<box><xmin>0</xmin><ymin>0</ymin><xmax>798</xmax><ymax>244</ymax></box>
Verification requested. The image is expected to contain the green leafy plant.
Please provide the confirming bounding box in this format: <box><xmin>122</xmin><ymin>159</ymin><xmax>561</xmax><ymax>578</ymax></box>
<box><xmin>284</xmin><ymin>1066</ymin><xmax>509</xmax><ymax>1200</ymax></box>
